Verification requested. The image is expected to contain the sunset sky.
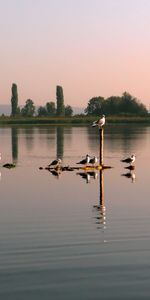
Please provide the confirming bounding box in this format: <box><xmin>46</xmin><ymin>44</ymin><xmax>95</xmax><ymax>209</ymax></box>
<box><xmin>1</xmin><ymin>0</ymin><xmax>150</xmax><ymax>108</ymax></box>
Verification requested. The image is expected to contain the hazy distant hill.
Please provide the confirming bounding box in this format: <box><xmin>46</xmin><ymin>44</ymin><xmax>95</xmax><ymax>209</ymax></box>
<box><xmin>0</xmin><ymin>105</ymin><xmax>84</xmax><ymax>116</ymax></box>
<box><xmin>0</xmin><ymin>105</ymin><xmax>11</xmax><ymax>115</ymax></box>
<box><xmin>72</xmin><ymin>107</ymin><xmax>84</xmax><ymax>115</ymax></box>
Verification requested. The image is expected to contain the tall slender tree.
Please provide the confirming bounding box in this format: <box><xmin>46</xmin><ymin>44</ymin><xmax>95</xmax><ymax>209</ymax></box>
<box><xmin>11</xmin><ymin>83</ymin><xmax>18</xmax><ymax>116</ymax></box>
<box><xmin>56</xmin><ymin>86</ymin><xmax>65</xmax><ymax>116</ymax></box>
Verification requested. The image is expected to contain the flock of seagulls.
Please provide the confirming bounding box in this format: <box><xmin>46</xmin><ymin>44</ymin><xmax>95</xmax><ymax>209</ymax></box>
<box><xmin>47</xmin><ymin>113</ymin><xmax>136</xmax><ymax>177</ymax></box>
<box><xmin>47</xmin><ymin>152</ymin><xmax>136</xmax><ymax>182</ymax></box>
<box><xmin>39</xmin><ymin>115</ymin><xmax>136</xmax><ymax>183</ymax></box>
<box><xmin>48</xmin><ymin>154</ymin><xmax>98</xmax><ymax>169</ymax></box>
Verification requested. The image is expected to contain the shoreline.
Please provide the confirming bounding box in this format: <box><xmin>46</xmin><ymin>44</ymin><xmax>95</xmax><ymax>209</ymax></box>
<box><xmin>0</xmin><ymin>116</ymin><xmax>150</xmax><ymax>125</ymax></box>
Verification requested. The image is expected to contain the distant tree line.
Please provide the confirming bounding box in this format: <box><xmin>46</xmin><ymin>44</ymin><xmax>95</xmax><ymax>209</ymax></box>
<box><xmin>84</xmin><ymin>92</ymin><xmax>148</xmax><ymax>116</ymax></box>
<box><xmin>10</xmin><ymin>84</ymin><xmax>73</xmax><ymax>117</ymax></box>
<box><xmin>10</xmin><ymin>83</ymin><xmax>148</xmax><ymax>118</ymax></box>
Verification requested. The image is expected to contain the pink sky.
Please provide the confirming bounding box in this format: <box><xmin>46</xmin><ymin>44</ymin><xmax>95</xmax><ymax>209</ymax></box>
<box><xmin>1</xmin><ymin>0</ymin><xmax>150</xmax><ymax>108</ymax></box>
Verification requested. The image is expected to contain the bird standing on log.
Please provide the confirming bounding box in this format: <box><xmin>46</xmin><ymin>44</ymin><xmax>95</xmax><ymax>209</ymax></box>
<box><xmin>92</xmin><ymin>115</ymin><xmax>105</xmax><ymax>128</ymax></box>
<box><xmin>48</xmin><ymin>158</ymin><xmax>62</xmax><ymax>168</ymax></box>
<box><xmin>89</xmin><ymin>156</ymin><xmax>98</xmax><ymax>166</ymax></box>
<box><xmin>76</xmin><ymin>154</ymin><xmax>90</xmax><ymax>166</ymax></box>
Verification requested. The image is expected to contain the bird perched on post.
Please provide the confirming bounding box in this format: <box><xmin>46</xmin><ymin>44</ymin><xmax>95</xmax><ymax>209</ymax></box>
<box><xmin>48</xmin><ymin>158</ymin><xmax>62</xmax><ymax>168</ymax></box>
<box><xmin>89</xmin><ymin>156</ymin><xmax>98</xmax><ymax>166</ymax></box>
<box><xmin>76</xmin><ymin>154</ymin><xmax>90</xmax><ymax>166</ymax></box>
<box><xmin>121</xmin><ymin>154</ymin><xmax>136</xmax><ymax>165</ymax></box>
<box><xmin>92</xmin><ymin>115</ymin><xmax>105</xmax><ymax>128</ymax></box>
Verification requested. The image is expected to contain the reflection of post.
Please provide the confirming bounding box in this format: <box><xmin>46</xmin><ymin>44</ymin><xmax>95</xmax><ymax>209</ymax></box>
<box><xmin>11</xmin><ymin>127</ymin><xmax>18</xmax><ymax>164</ymax></box>
<box><xmin>56</xmin><ymin>126</ymin><xmax>64</xmax><ymax>160</ymax></box>
<box><xmin>99</xmin><ymin>127</ymin><xmax>104</xmax><ymax>165</ymax></box>
<box><xmin>99</xmin><ymin>169</ymin><xmax>104</xmax><ymax>208</ymax></box>
<box><xmin>98</xmin><ymin>169</ymin><xmax>106</xmax><ymax>228</ymax></box>
<box><xmin>93</xmin><ymin>169</ymin><xmax>106</xmax><ymax>229</ymax></box>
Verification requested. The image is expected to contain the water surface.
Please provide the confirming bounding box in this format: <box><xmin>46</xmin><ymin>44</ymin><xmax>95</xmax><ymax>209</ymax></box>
<box><xmin>0</xmin><ymin>124</ymin><xmax>150</xmax><ymax>299</ymax></box>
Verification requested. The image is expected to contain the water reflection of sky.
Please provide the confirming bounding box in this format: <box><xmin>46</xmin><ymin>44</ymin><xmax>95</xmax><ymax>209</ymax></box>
<box><xmin>0</xmin><ymin>124</ymin><xmax>149</xmax><ymax>217</ymax></box>
<box><xmin>0</xmin><ymin>124</ymin><xmax>150</xmax><ymax>299</ymax></box>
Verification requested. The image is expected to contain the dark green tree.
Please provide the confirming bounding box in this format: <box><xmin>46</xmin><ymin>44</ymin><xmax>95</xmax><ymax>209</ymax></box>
<box><xmin>85</xmin><ymin>97</ymin><xmax>104</xmax><ymax>115</ymax></box>
<box><xmin>11</xmin><ymin>83</ymin><xmax>18</xmax><ymax>116</ymax></box>
<box><xmin>105</xmin><ymin>96</ymin><xmax>122</xmax><ymax>115</ymax></box>
<box><xmin>37</xmin><ymin>106</ymin><xmax>47</xmax><ymax>116</ymax></box>
<box><xmin>56</xmin><ymin>86</ymin><xmax>65</xmax><ymax>116</ymax></box>
<box><xmin>21</xmin><ymin>99</ymin><xmax>35</xmax><ymax>117</ymax></box>
<box><xmin>46</xmin><ymin>102</ymin><xmax>56</xmax><ymax>116</ymax></box>
<box><xmin>120</xmin><ymin>92</ymin><xmax>147</xmax><ymax>115</ymax></box>
<box><xmin>65</xmin><ymin>105</ymin><xmax>73</xmax><ymax>116</ymax></box>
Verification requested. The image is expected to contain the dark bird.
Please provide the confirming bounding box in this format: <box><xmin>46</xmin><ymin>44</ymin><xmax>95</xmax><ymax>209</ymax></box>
<box><xmin>92</xmin><ymin>115</ymin><xmax>105</xmax><ymax>128</ymax></box>
<box><xmin>48</xmin><ymin>158</ymin><xmax>62</xmax><ymax>168</ymax></box>
<box><xmin>89</xmin><ymin>156</ymin><xmax>98</xmax><ymax>166</ymax></box>
<box><xmin>121</xmin><ymin>154</ymin><xmax>135</xmax><ymax>165</ymax></box>
<box><xmin>76</xmin><ymin>154</ymin><xmax>90</xmax><ymax>166</ymax></box>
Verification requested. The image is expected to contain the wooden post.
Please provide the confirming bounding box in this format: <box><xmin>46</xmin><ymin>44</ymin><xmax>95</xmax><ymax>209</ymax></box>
<box><xmin>99</xmin><ymin>127</ymin><xmax>104</xmax><ymax>166</ymax></box>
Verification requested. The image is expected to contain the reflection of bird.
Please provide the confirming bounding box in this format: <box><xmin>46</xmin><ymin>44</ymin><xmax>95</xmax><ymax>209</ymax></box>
<box><xmin>87</xmin><ymin>171</ymin><xmax>98</xmax><ymax>180</ymax></box>
<box><xmin>48</xmin><ymin>158</ymin><xmax>61</xmax><ymax>168</ymax></box>
<box><xmin>76</xmin><ymin>154</ymin><xmax>90</xmax><ymax>166</ymax></box>
<box><xmin>77</xmin><ymin>172</ymin><xmax>91</xmax><ymax>183</ymax></box>
<box><xmin>125</xmin><ymin>165</ymin><xmax>135</xmax><ymax>171</ymax></box>
<box><xmin>121</xmin><ymin>171</ymin><xmax>136</xmax><ymax>183</ymax></box>
<box><xmin>50</xmin><ymin>169</ymin><xmax>61</xmax><ymax>178</ymax></box>
<box><xmin>92</xmin><ymin>115</ymin><xmax>105</xmax><ymax>127</ymax></box>
<box><xmin>121</xmin><ymin>154</ymin><xmax>135</xmax><ymax>165</ymax></box>
<box><xmin>89</xmin><ymin>156</ymin><xmax>98</xmax><ymax>166</ymax></box>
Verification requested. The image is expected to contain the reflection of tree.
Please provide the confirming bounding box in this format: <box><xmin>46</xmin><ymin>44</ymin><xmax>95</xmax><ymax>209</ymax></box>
<box><xmin>37</xmin><ymin>126</ymin><xmax>56</xmax><ymax>149</ymax></box>
<box><xmin>23</xmin><ymin>127</ymin><xmax>35</xmax><ymax>151</ymax></box>
<box><xmin>105</xmin><ymin>124</ymin><xmax>147</xmax><ymax>154</ymax></box>
<box><xmin>45</xmin><ymin>127</ymin><xmax>56</xmax><ymax>148</ymax></box>
<box><xmin>56</xmin><ymin>126</ymin><xmax>64</xmax><ymax>159</ymax></box>
<box><xmin>11</xmin><ymin>127</ymin><xmax>18</xmax><ymax>163</ymax></box>
<box><xmin>87</xmin><ymin>124</ymin><xmax>147</xmax><ymax>154</ymax></box>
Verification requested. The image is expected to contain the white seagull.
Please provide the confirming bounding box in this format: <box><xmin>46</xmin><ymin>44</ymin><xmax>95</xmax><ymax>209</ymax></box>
<box><xmin>89</xmin><ymin>156</ymin><xmax>98</xmax><ymax>166</ymax></box>
<box><xmin>121</xmin><ymin>154</ymin><xmax>136</xmax><ymax>165</ymax></box>
<box><xmin>92</xmin><ymin>115</ymin><xmax>105</xmax><ymax>128</ymax></box>
<box><xmin>48</xmin><ymin>158</ymin><xmax>62</xmax><ymax>168</ymax></box>
<box><xmin>76</xmin><ymin>154</ymin><xmax>90</xmax><ymax>166</ymax></box>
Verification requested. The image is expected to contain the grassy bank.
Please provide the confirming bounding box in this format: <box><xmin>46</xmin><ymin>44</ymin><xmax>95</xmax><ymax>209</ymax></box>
<box><xmin>0</xmin><ymin>115</ymin><xmax>150</xmax><ymax>125</ymax></box>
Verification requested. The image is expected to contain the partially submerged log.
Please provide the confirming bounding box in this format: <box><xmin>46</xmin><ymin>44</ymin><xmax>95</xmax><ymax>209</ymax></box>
<box><xmin>3</xmin><ymin>163</ymin><xmax>16</xmax><ymax>169</ymax></box>
<box><xmin>41</xmin><ymin>164</ymin><xmax>112</xmax><ymax>172</ymax></box>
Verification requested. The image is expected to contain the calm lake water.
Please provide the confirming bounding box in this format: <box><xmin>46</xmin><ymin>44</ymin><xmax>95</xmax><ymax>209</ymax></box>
<box><xmin>0</xmin><ymin>124</ymin><xmax>150</xmax><ymax>299</ymax></box>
